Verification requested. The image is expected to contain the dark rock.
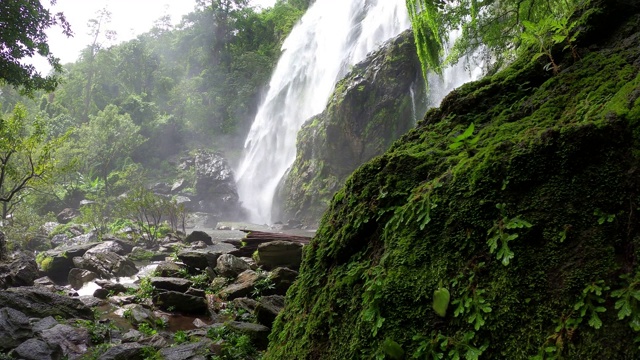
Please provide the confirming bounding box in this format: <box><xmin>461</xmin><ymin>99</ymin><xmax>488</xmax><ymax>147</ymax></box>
<box><xmin>185</xmin><ymin>288</ymin><xmax>206</xmax><ymax>298</ymax></box>
<box><xmin>73</xmin><ymin>251</ymin><xmax>137</xmax><ymax>279</ymax></box>
<box><xmin>226</xmin><ymin>321</ymin><xmax>270</xmax><ymax>350</ymax></box>
<box><xmin>0</xmin><ymin>307</ymin><xmax>33</xmax><ymax>350</ymax></box>
<box><xmin>268</xmin><ymin>267</ymin><xmax>299</xmax><ymax>295</ymax></box>
<box><xmin>185</xmin><ymin>231</ymin><xmax>213</xmax><ymax>246</ymax></box>
<box><xmin>153</xmin><ymin>291</ymin><xmax>208</xmax><ymax>314</ymax></box>
<box><xmin>93</xmin><ymin>288</ymin><xmax>109</xmax><ymax>299</ymax></box>
<box><xmin>151</xmin><ymin>182</ymin><xmax>172</xmax><ymax>194</ymax></box>
<box><xmin>215</xmin><ymin>253</ymin><xmax>250</xmax><ymax>277</ymax></box>
<box><xmin>56</xmin><ymin>208</ymin><xmax>78</xmax><ymax>224</ymax></box>
<box><xmin>25</xmin><ymin>235</ymin><xmax>51</xmax><ymax>252</ymax></box>
<box><xmin>255</xmin><ymin>241</ymin><xmax>303</xmax><ymax>270</ymax></box>
<box><xmin>40</xmin><ymin>243</ymin><xmax>98</xmax><ymax>284</ymax></box>
<box><xmin>121</xmin><ymin>329</ymin><xmax>142</xmax><ymax>343</ymax></box>
<box><xmin>232</xmin><ymin>298</ymin><xmax>259</xmax><ymax>314</ymax></box>
<box><xmin>177</xmin><ymin>249</ymin><xmax>222</xmax><ymax>271</ymax></box>
<box><xmin>68</xmin><ymin>268</ymin><xmax>99</xmax><ymax>290</ymax></box>
<box><xmin>255</xmin><ymin>295</ymin><xmax>285</xmax><ymax>327</ymax></box>
<box><xmin>150</xmin><ymin>277</ymin><xmax>193</xmax><ymax>293</ymax></box>
<box><xmin>0</xmin><ymin>252</ymin><xmax>39</xmax><ymax>288</ymax></box>
<box><xmin>121</xmin><ymin>304</ymin><xmax>156</xmax><ymax>326</ymax></box>
<box><xmin>32</xmin><ymin>316</ymin><xmax>59</xmax><ymax>334</ymax></box>
<box><xmin>97</xmin><ymin>342</ymin><xmax>145</xmax><ymax>360</ymax></box>
<box><xmin>108</xmin><ymin>295</ymin><xmax>136</xmax><ymax>306</ymax></box>
<box><xmin>155</xmin><ymin>261</ymin><xmax>187</xmax><ymax>277</ymax></box>
<box><xmin>12</xmin><ymin>338</ymin><xmax>62</xmax><ymax>360</ymax></box>
<box><xmin>0</xmin><ymin>287</ymin><xmax>93</xmax><ymax>319</ymax></box>
<box><xmin>193</xmin><ymin>150</ymin><xmax>242</xmax><ymax>218</ymax></box>
<box><xmin>159</xmin><ymin>339</ymin><xmax>215</xmax><ymax>360</ymax></box>
<box><xmin>219</xmin><ymin>270</ymin><xmax>259</xmax><ymax>300</ymax></box>
<box><xmin>50</xmin><ymin>234</ymin><xmax>69</xmax><ymax>248</ymax></box>
<box><xmin>40</xmin><ymin>324</ymin><xmax>90</xmax><ymax>359</ymax></box>
<box><xmin>77</xmin><ymin>295</ymin><xmax>104</xmax><ymax>307</ymax></box>
<box><xmin>95</xmin><ymin>280</ymin><xmax>128</xmax><ymax>295</ymax></box>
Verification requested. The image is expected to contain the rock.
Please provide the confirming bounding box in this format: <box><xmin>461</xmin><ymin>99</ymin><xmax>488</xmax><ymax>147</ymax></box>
<box><xmin>73</xmin><ymin>251</ymin><xmax>137</xmax><ymax>279</ymax></box>
<box><xmin>155</xmin><ymin>261</ymin><xmax>187</xmax><ymax>277</ymax></box>
<box><xmin>139</xmin><ymin>334</ymin><xmax>168</xmax><ymax>348</ymax></box>
<box><xmin>193</xmin><ymin>150</ymin><xmax>242</xmax><ymax>218</ymax></box>
<box><xmin>25</xmin><ymin>235</ymin><xmax>51</xmax><ymax>251</ymax></box>
<box><xmin>50</xmin><ymin>234</ymin><xmax>69</xmax><ymax>248</ymax></box>
<box><xmin>85</xmin><ymin>240</ymin><xmax>132</xmax><ymax>256</ymax></box>
<box><xmin>77</xmin><ymin>296</ymin><xmax>104</xmax><ymax>307</ymax></box>
<box><xmin>32</xmin><ymin>316</ymin><xmax>59</xmax><ymax>334</ymax></box>
<box><xmin>177</xmin><ymin>249</ymin><xmax>222</xmax><ymax>271</ymax></box>
<box><xmin>32</xmin><ymin>276</ymin><xmax>58</xmax><ymax>290</ymax></box>
<box><xmin>185</xmin><ymin>231</ymin><xmax>213</xmax><ymax>245</ymax></box>
<box><xmin>153</xmin><ymin>291</ymin><xmax>207</xmax><ymax>314</ymax></box>
<box><xmin>40</xmin><ymin>324</ymin><xmax>90</xmax><ymax>359</ymax></box>
<box><xmin>121</xmin><ymin>304</ymin><xmax>156</xmax><ymax>326</ymax></box>
<box><xmin>255</xmin><ymin>241</ymin><xmax>303</xmax><ymax>270</ymax></box>
<box><xmin>185</xmin><ymin>288</ymin><xmax>206</xmax><ymax>297</ymax></box>
<box><xmin>108</xmin><ymin>295</ymin><xmax>136</xmax><ymax>306</ymax></box>
<box><xmin>95</xmin><ymin>280</ymin><xmax>129</xmax><ymax>295</ymax></box>
<box><xmin>56</xmin><ymin>208</ymin><xmax>78</xmax><ymax>224</ymax></box>
<box><xmin>171</xmin><ymin>179</ymin><xmax>186</xmax><ymax>193</ymax></box>
<box><xmin>219</xmin><ymin>270</ymin><xmax>259</xmax><ymax>300</ymax></box>
<box><xmin>150</xmin><ymin>277</ymin><xmax>193</xmax><ymax>293</ymax></box>
<box><xmin>193</xmin><ymin>318</ymin><xmax>208</xmax><ymax>328</ymax></box>
<box><xmin>121</xmin><ymin>329</ymin><xmax>142</xmax><ymax>343</ymax></box>
<box><xmin>40</xmin><ymin>243</ymin><xmax>98</xmax><ymax>284</ymax></box>
<box><xmin>0</xmin><ymin>252</ymin><xmax>39</xmax><ymax>288</ymax></box>
<box><xmin>97</xmin><ymin>342</ymin><xmax>145</xmax><ymax>360</ymax></box>
<box><xmin>159</xmin><ymin>339</ymin><xmax>216</xmax><ymax>360</ymax></box>
<box><xmin>0</xmin><ymin>307</ymin><xmax>33</xmax><ymax>350</ymax></box>
<box><xmin>232</xmin><ymin>298</ymin><xmax>259</xmax><ymax>314</ymax></box>
<box><xmin>68</xmin><ymin>268</ymin><xmax>99</xmax><ymax>290</ymax></box>
<box><xmin>93</xmin><ymin>288</ymin><xmax>109</xmax><ymax>299</ymax></box>
<box><xmin>215</xmin><ymin>254</ymin><xmax>250</xmax><ymax>277</ymax></box>
<box><xmin>40</xmin><ymin>222</ymin><xmax>60</xmax><ymax>236</ymax></box>
<box><xmin>0</xmin><ymin>287</ymin><xmax>92</xmax><ymax>319</ymax></box>
<box><xmin>268</xmin><ymin>267</ymin><xmax>299</xmax><ymax>295</ymax></box>
<box><xmin>66</xmin><ymin>232</ymin><xmax>98</xmax><ymax>247</ymax></box>
<box><xmin>255</xmin><ymin>295</ymin><xmax>285</xmax><ymax>327</ymax></box>
<box><xmin>226</xmin><ymin>321</ymin><xmax>270</xmax><ymax>350</ymax></box>
<box><xmin>12</xmin><ymin>338</ymin><xmax>62</xmax><ymax>360</ymax></box>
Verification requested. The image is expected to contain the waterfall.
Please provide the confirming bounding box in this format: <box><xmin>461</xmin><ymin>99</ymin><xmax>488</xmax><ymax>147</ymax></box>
<box><xmin>235</xmin><ymin>0</ymin><xmax>410</xmax><ymax>224</ymax></box>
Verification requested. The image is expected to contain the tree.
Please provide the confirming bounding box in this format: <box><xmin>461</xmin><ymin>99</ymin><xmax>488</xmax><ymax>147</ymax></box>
<box><xmin>405</xmin><ymin>0</ymin><xmax>586</xmax><ymax>77</ymax></box>
<box><xmin>0</xmin><ymin>103</ymin><xmax>63</xmax><ymax>237</ymax></box>
<box><xmin>76</xmin><ymin>104</ymin><xmax>145</xmax><ymax>195</ymax></box>
<box><xmin>0</xmin><ymin>0</ymin><xmax>72</xmax><ymax>94</ymax></box>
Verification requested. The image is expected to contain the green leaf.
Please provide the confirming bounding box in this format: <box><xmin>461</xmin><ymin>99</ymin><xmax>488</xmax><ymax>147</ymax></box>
<box><xmin>382</xmin><ymin>338</ymin><xmax>405</xmax><ymax>360</ymax></box>
<box><xmin>449</xmin><ymin>141</ymin><xmax>464</xmax><ymax>150</ymax></box>
<box><xmin>433</xmin><ymin>287</ymin><xmax>450</xmax><ymax>317</ymax></box>
<box><xmin>588</xmin><ymin>312</ymin><xmax>603</xmax><ymax>329</ymax></box>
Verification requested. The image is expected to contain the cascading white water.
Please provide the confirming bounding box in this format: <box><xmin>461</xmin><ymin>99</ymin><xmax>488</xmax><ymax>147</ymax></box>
<box><xmin>236</xmin><ymin>1</ymin><xmax>482</xmax><ymax>224</ymax></box>
<box><xmin>235</xmin><ymin>0</ymin><xmax>411</xmax><ymax>224</ymax></box>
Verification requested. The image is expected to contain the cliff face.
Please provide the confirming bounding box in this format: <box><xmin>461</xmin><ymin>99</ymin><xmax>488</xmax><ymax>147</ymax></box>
<box><xmin>266</xmin><ymin>2</ymin><xmax>640</xmax><ymax>359</ymax></box>
<box><xmin>273</xmin><ymin>30</ymin><xmax>426</xmax><ymax>225</ymax></box>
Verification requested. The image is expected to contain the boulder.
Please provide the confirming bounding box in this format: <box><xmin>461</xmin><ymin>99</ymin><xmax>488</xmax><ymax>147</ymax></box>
<box><xmin>95</xmin><ymin>280</ymin><xmax>129</xmax><ymax>295</ymax></box>
<box><xmin>153</xmin><ymin>291</ymin><xmax>207</xmax><ymax>314</ymax></box>
<box><xmin>40</xmin><ymin>243</ymin><xmax>98</xmax><ymax>284</ymax></box>
<box><xmin>255</xmin><ymin>241</ymin><xmax>303</xmax><ymax>270</ymax></box>
<box><xmin>218</xmin><ymin>270</ymin><xmax>259</xmax><ymax>300</ymax></box>
<box><xmin>0</xmin><ymin>252</ymin><xmax>39</xmax><ymax>289</ymax></box>
<box><xmin>85</xmin><ymin>240</ymin><xmax>133</xmax><ymax>256</ymax></box>
<box><xmin>68</xmin><ymin>268</ymin><xmax>99</xmax><ymax>290</ymax></box>
<box><xmin>77</xmin><ymin>296</ymin><xmax>104</xmax><ymax>308</ymax></box>
<box><xmin>12</xmin><ymin>338</ymin><xmax>62</xmax><ymax>360</ymax></box>
<box><xmin>50</xmin><ymin>234</ymin><xmax>69</xmax><ymax>248</ymax></box>
<box><xmin>40</xmin><ymin>324</ymin><xmax>90</xmax><ymax>359</ymax></box>
<box><xmin>185</xmin><ymin>231</ymin><xmax>213</xmax><ymax>245</ymax></box>
<box><xmin>66</xmin><ymin>232</ymin><xmax>98</xmax><ymax>247</ymax></box>
<box><xmin>154</xmin><ymin>261</ymin><xmax>187</xmax><ymax>277</ymax></box>
<box><xmin>232</xmin><ymin>298</ymin><xmax>259</xmax><ymax>314</ymax></box>
<box><xmin>121</xmin><ymin>329</ymin><xmax>142</xmax><ymax>343</ymax></box>
<box><xmin>121</xmin><ymin>304</ymin><xmax>156</xmax><ymax>326</ymax></box>
<box><xmin>255</xmin><ymin>295</ymin><xmax>285</xmax><ymax>327</ymax></box>
<box><xmin>267</xmin><ymin>267</ymin><xmax>299</xmax><ymax>295</ymax></box>
<box><xmin>226</xmin><ymin>321</ymin><xmax>270</xmax><ymax>350</ymax></box>
<box><xmin>73</xmin><ymin>251</ymin><xmax>137</xmax><ymax>279</ymax></box>
<box><xmin>193</xmin><ymin>150</ymin><xmax>242</xmax><ymax>218</ymax></box>
<box><xmin>0</xmin><ymin>307</ymin><xmax>33</xmax><ymax>350</ymax></box>
<box><xmin>0</xmin><ymin>287</ymin><xmax>93</xmax><ymax>319</ymax></box>
<box><xmin>150</xmin><ymin>277</ymin><xmax>192</xmax><ymax>293</ymax></box>
<box><xmin>177</xmin><ymin>249</ymin><xmax>222</xmax><ymax>271</ymax></box>
<box><xmin>32</xmin><ymin>316</ymin><xmax>59</xmax><ymax>334</ymax></box>
<box><xmin>171</xmin><ymin>179</ymin><xmax>186</xmax><ymax>193</ymax></box>
<box><xmin>159</xmin><ymin>339</ymin><xmax>216</xmax><ymax>360</ymax></box>
<box><xmin>41</xmin><ymin>222</ymin><xmax>60</xmax><ymax>236</ymax></box>
<box><xmin>56</xmin><ymin>208</ymin><xmax>78</xmax><ymax>224</ymax></box>
<box><xmin>215</xmin><ymin>254</ymin><xmax>250</xmax><ymax>278</ymax></box>
<box><xmin>97</xmin><ymin>342</ymin><xmax>145</xmax><ymax>360</ymax></box>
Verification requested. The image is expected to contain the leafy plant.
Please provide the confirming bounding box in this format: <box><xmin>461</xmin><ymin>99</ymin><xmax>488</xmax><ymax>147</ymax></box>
<box><xmin>573</xmin><ymin>280</ymin><xmax>608</xmax><ymax>329</ymax></box>
<box><xmin>137</xmin><ymin>322</ymin><xmax>157</xmax><ymax>336</ymax></box>
<box><xmin>593</xmin><ymin>208</ymin><xmax>615</xmax><ymax>225</ymax></box>
<box><xmin>174</xmin><ymin>330</ymin><xmax>190</xmax><ymax>345</ymax></box>
<box><xmin>75</xmin><ymin>319</ymin><xmax>117</xmax><ymax>344</ymax></box>
<box><xmin>449</xmin><ymin>123</ymin><xmax>480</xmax><ymax>151</ymax></box>
<box><xmin>433</xmin><ymin>286</ymin><xmax>450</xmax><ymax>317</ymax></box>
<box><xmin>486</xmin><ymin>203</ymin><xmax>532</xmax><ymax>266</ymax></box>
<box><xmin>612</xmin><ymin>272</ymin><xmax>640</xmax><ymax>332</ymax></box>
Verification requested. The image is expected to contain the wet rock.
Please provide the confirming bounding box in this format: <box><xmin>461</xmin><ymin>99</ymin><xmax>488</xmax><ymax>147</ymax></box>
<box><xmin>159</xmin><ymin>339</ymin><xmax>216</xmax><ymax>360</ymax></box>
<box><xmin>215</xmin><ymin>254</ymin><xmax>250</xmax><ymax>278</ymax></box>
<box><xmin>108</xmin><ymin>295</ymin><xmax>137</xmax><ymax>306</ymax></box>
<box><xmin>97</xmin><ymin>342</ymin><xmax>145</xmax><ymax>360</ymax></box>
<box><xmin>93</xmin><ymin>288</ymin><xmax>109</xmax><ymax>299</ymax></box>
<box><xmin>0</xmin><ymin>287</ymin><xmax>92</xmax><ymax>319</ymax></box>
<box><xmin>150</xmin><ymin>277</ymin><xmax>192</xmax><ymax>293</ymax></box>
<box><xmin>12</xmin><ymin>338</ymin><xmax>62</xmax><ymax>360</ymax></box>
<box><xmin>68</xmin><ymin>268</ymin><xmax>99</xmax><ymax>290</ymax></box>
<box><xmin>185</xmin><ymin>231</ymin><xmax>213</xmax><ymax>246</ymax></box>
<box><xmin>153</xmin><ymin>291</ymin><xmax>207</xmax><ymax>314</ymax></box>
<box><xmin>95</xmin><ymin>280</ymin><xmax>129</xmax><ymax>295</ymax></box>
<box><xmin>226</xmin><ymin>321</ymin><xmax>270</xmax><ymax>350</ymax></box>
<box><xmin>255</xmin><ymin>295</ymin><xmax>285</xmax><ymax>327</ymax></box>
<box><xmin>219</xmin><ymin>270</ymin><xmax>259</xmax><ymax>300</ymax></box>
<box><xmin>40</xmin><ymin>243</ymin><xmax>98</xmax><ymax>284</ymax></box>
<box><xmin>32</xmin><ymin>316</ymin><xmax>59</xmax><ymax>334</ymax></box>
<box><xmin>268</xmin><ymin>267</ymin><xmax>299</xmax><ymax>295</ymax></box>
<box><xmin>255</xmin><ymin>241</ymin><xmax>303</xmax><ymax>270</ymax></box>
<box><xmin>73</xmin><ymin>251</ymin><xmax>137</xmax><ymax>279</ymax></box>
<box><xmin>121</xmin><ymin>304</ymin><xmax>156</xmax><ymax>326</ymax></box>
<box><xmin>78</xmin><ymin>296</ymin><xmax>104</xmax><ymax>308</ymax></box>
<box><xmin>155</xmin><ymin>261</ymin><xmax>187</xmax><ymax>277</ymax></box>
<box><xmin>177</xmin><ymin>249</ymin><xmax>222</xmax><ymax>271</ymax></box>
<box><xmin>40</xmin><ymin>324</ymin><xmax>90</xmax><ymax>359</ymax></box>
<box><xmin>0</xmin><ymin>307</ymin><xmax>33</xmax><ymax>350</ymax></box>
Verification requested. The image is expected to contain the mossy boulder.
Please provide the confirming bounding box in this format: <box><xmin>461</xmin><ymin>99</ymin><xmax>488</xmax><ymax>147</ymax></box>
<box><xmin>265</xmin><ymin>3</ymin><xmax>640</xmax><ymax>359</ymax></box>
<box><xmin>274</xmin><ymin>30</ymin><xmax>426</xmax><ymax>226</ymax></box>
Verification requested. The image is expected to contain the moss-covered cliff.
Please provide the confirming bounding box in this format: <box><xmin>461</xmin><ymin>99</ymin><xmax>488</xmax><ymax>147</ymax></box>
<box><xmin>273</xmin><ymin>31</ymin><xmax>426</xmax><ymax>225</ymax></box>
<box><xmin>266</xmin><ymin>2</ymin><xmax>640</xmax><ymax>359</ymax></box>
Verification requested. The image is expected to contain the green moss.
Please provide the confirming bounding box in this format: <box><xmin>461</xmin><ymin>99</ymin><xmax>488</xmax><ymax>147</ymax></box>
<box><xmin>265</xmin><ymin>10</ymin><xmax>640</xmax><ymax>360</ymax></box>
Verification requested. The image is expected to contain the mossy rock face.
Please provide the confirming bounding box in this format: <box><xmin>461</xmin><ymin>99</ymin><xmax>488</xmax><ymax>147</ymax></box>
<box><xmin>265</xmin><ymin>4</ymin><xmax>640</xmax><ymax>360</ymax></box>
<box><xmin>274</xmin><ymin>30</ymin><xmax>426</xmax><ymax>226</ymax></box>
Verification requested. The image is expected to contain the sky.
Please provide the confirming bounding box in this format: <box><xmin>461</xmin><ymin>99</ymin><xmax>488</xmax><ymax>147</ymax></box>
<box><xmin>31</xmin><ymin>0</ymin><xmax>278</xmax><ymax>74</ymax></box>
